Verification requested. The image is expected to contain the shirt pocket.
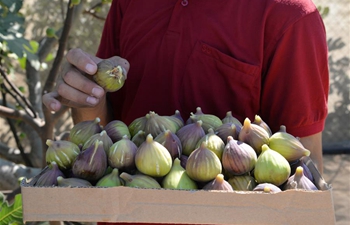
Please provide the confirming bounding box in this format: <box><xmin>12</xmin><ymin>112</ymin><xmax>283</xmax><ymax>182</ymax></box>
<box><xmin>179</xmin><ymin>41</ymin><xmax>261</xmax><ymax>118</ymax></box>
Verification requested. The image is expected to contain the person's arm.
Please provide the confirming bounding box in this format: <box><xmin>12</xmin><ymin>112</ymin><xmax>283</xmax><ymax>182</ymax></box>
<box><xmin>71</xmin><ymin>95</ymin><xmax>111</xmax><ymax>126</ymax></box>
<box><xmin>299</xmin><ymin>132</ymin><xmax>323</xmax><ymax>175</ymax></box>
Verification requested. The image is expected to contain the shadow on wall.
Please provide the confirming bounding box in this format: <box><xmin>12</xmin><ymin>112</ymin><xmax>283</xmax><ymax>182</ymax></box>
<box><xmin>322</xmin><ymin>37</ymin><xmax>350</xmax><ymax>153</ymax></box>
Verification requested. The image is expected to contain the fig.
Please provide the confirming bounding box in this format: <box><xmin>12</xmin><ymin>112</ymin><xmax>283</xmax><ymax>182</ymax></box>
<box><xmin>253</xmin><ymin>183</ymin><xmax>282</xmax><ymax>193</ymax></box>
<box><xmin>108</xmin><ymin>135</ymin><xmax>137</xmax><ymax>171</ymax></box>
<box><xmin>222</xmin><ymin>111</ymin><xmax>243</xmax><ymax>127</ymax></box>
<box><xmin>131</xmin><ymin>130</ymin><xmax>147</xmax><ymax>147</ymax></box>
<box><xmin>252</xmin><ymin>115</ymin><xmax>272</xmax><ymax>137</ymax></box>
<box><xmin>185</xmin><ymin>142</ymin><xmax>222</xmax><ymax>182</ymax></box>
<box><xmin>35</xmin><ymin>161</ymin><xmax>65</xmax><ymax>187</ymax></box>
<box><xmin>214</xmin><ymin>122</ymin><xmax>241</xmax><ymax>143</ymax></box>
<box><xmin>93</xmin><ymin>58</ymin><xmax>127</xmax><ymax>92</ymax></box>
<box><xmin>163</xmin><ymin>110</ymin><xmax>185</xmax><ymax>131</ymax></box>
<box><xmin>104</xmin><ymin>119</ymin><xmax>131</xmax><ymax>142</ymax></box>
<box><xmin>45</xmin><ymin>139</ymin><xmax>80</xmax><ymax>170</ymax></box>
<box><xmin>268</xmin><ymin>125</ymin><xmax>310</xmax><ymax>162</ymax></box>
<box><xmin>222</xmin><ymin>136</ymin><xmax>257</xmax><ymax>176</ymax></box>
<box><xmin>254</xmin><ymin>144</ymin><xmax>291</xmax><ymax>186</ymax></box>
<box><xmin>195</xmin><ymin>128</ymin><xmax>225</xmax><ymax>160</ymax></box>
<box><xmin>69</xmin><ymin>117</ymin><xmax>102</xmax><ymax>146</ymax></box>
<box><xmin>57</xmin><ymin>176</ymin><xmax>92</xmax><ymax>187</ymax></box>
<box><xmin>180</xmin><ymin>154</ymin><xmax>188</xmax><ymax>169</ymax></box>
<box><xmin>162</xmin><ymin>158</ymin><xmax>198</xmax><ymax>190</ymax></box>
<box><xmin>290</xmin><ymin>158</ymin><xmax>314</xmax><ymax>182</ymax></box>
<box><xmin>154</xmin><ymin>130</ymin><xmax>182</xmax><ymax>160</ymax></box>
<box><xmin>135</xmin><ymin>134</ymin><xmax>173</xmax><ymax>177</ymax></box>
<box><xmin>227</xmin><ymin>174</ymin><xmax>257</xmax><ymax>191</ymax></box>
<box><xmin>238</xmin><ymin>117</ymin><xmax>270</xmax><ymax>155</ymax></box>
<box><xmin>96</xmin><ymin>168</ymin><xmax>123</xmax><ymax>187</ymax></box>
<box><xmin>176</xmin><ymin>120</ymin><xmax>206</xmax><ymax>156</ymax></box>
<box><xmin>283</xmin><ymin>166</ymin><xmax>318</xmax><ymax>191</ymax></box>
<box><xmin>128</xmin><ymin>111</ymin><xmax>178</xmax><ymax>138</ymax></box>
<box><xmin>120</xmin><ymin>172</ymin><xmax>161</xmax><ymax>189</ymax></box>
<box><xmin>72</xmin><ymin>140</ymin><xmax>108</xmax><ymax>182</ymax></box>
<box><xmin>46</xmin><ymin>27</ymin><xmax>58</xmax><ymax>39</ymax></box>
<box><xmin>202</xmin><ymin>174</ymin><xmax>234</xmax><ymax>192</ymax></box>
<box><xmin>186</xmin><ymin>107</ymin><xmax>223</xmax><ymax>133</ymax></box>
<box><xmin>82</xmin><ymin>130</ymin><xmax>113</xmax><ymax>154</ymax></box>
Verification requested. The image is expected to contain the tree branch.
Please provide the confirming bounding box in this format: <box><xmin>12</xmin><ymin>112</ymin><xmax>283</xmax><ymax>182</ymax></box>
<box><xmin>0</xmin><ymin>142</ymin><xmax>25</xmax><ymax>164</ymax></box>
<box><xmin>0</xmin><ymin>158</ymin><xmax>41</xmax><ymax>190</ymax></box>
<box><xmin>0</xmin><ymin>67</ymin><xmax>38</xmax><ymax>118</ymax></box>
<box><xmin>0</xmin><ymin>105</ymin><xmax>44</xmax><ymax>135</ymax></box>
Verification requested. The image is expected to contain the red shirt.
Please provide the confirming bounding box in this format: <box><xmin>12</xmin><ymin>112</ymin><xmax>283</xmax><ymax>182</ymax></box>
<box><xmin>97</xmin><ymin>0</ymin><xmax>328</xmax><ymax>138</ymax></box>
<box><xmin>96</xmin><ymin>1</ymin><xmax>328</xmax><ymax>224</ymax></box>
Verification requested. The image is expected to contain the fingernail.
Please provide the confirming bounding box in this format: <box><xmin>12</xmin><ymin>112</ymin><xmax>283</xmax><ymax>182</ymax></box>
<box><xmin>86</xmin><ymin>96</ymin><xmax>98</xmax><ymax>105</ymax></box>
<box><xmin>50</xmin><ymin>102</ymin><xmax>58</xmax><ymax>111</ymax></box>
<box><xmin>85</xmin><ymin>63</ymin><xmax>96</xmax><ymax>74</ymax></box>
<box><xmin>92</xmin><ymin>87</ymin><xmax>104</xmax><ymax>98</ymax></box>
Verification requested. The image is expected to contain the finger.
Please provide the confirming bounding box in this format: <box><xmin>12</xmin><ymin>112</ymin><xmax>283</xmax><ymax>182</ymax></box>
<box><xmin>57</xmin><ymin>81</ymin><xmax>103</xmax><ymax>107</ymax></box>
<box><xmin>62</xmin><ymin>67</ymin><xmax>105</xmax><ymax>98</ymax></box>
<box><xmin>66</xmin><ymin>48</ymin><xmax>99</xmax><ymax>75</ymax></box>
<box><xmin>42</xmin><ymin>91</ymin><xmax>62</xmax><ymax>112</ymax></box>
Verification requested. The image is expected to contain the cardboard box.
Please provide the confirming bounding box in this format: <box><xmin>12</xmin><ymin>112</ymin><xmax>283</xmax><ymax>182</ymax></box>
<box><xmin>21</xmin><ymin>156</ymin><xmax>336</xmax><ymax>224</ymax></box>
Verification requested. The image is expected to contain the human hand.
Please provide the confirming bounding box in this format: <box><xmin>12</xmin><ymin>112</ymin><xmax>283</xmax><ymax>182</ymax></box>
<box><xmin>42</xmin><ymin>48</ymin><xmax>130</xmax><ymax>112</ymax></box>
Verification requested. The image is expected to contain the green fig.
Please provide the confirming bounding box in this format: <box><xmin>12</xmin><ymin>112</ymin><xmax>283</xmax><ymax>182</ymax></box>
<box><xmin>57</xmin><ymin>176</ymin><xmax>92</xmax><ymax>187</ymax></box>
<box><xmin>254</xmin><ymin>144</ymin><xmax>291</xmax><ymax>186</ymax></box>
<box><xmin>128</xmin><ymin>111</ymin><xmax>178</xmax><ymax>138</ymax></box>
<box><xmin>120</xmin><ymin>172</ymin><xmax>161</xmax><ymax>189</ymax></box>
<box><xmin>69</xmin><ymin>117</ymin><xmax>102</xmax><ymax>146</ymax></box>
<box><xmin>162</xmin><ymin>158</ymin><xmax>197</xmax><ymax>190</ymax></box>
<box><xmin>96</xmin><ymin>168</ymin><xmax>123</xmax><ymax>187</ymax></box>
<box><xmin>82</xmin><ymin>130</ymin><xmax>113</xmax><ymax>154</ymax></box>
<box><xmin>131</xmin><ymin>130</ymin><xmax>147</xmax><ymax>147</ymax></box>
<box><xmin>45</xmin><ymin>139</ymin><xmax>80</xmax><ymax>170</ymax></box>
<box><xmin>195</xmin><ymin>128</ymin><xmax>225</xmax><ymax>160</ymax></box>
<box><xmin>222</xmin><ymin>111</ymin><xmax>242</xmax><ymax>127</ymax></box>
<box><xmin>227</xmin><ymin>175</ymin><xmax>257</xmax><ymax>191</ymax></box>
<box><xmin>93</xmin><ymin>58</ymin><xmax>127</xmax><ymax>92</ymax></box>
<box><xmin>186</xmin><ymin>142</ymin><xmax>222</xmax><ymax>182</ymax></box>
<box><xmin>186</xmin><ymin>107</ymin><xmax>223</xmax><ymax>133</ymax></box>
<box><xmin>135</xmin><ymin>134</ymin><xmax>172</xmax><ymax>177</ymax></box>
<box><xmin>108</xmin><ymin>135</ymin><xmax>137</xmax><ymax>171</ymax></box>
<box><xmin>268</xmin><ymin>125</ymin><xmax>310</xmax><ymax>162</ymax></box>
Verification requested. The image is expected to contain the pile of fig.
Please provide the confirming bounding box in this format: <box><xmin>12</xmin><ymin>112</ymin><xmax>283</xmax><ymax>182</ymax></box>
<box><xmin>34</xmin><ymin>107</ymin><xmax>319</xmax><ymax>192</ymax></box>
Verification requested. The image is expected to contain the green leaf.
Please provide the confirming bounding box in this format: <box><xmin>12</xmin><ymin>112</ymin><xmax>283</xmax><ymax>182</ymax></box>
<box><xmin>0</xmin><ymin>193</ymin><xmax>23</xmax><ymax>225</ymax></box>
<box><xmin>17</xmin><ymin>56</ymin><xmax>26</xmax><ymax>69</ymax></box>
<box><xmin>45</xmin><ymin>53</ymin><xmax>55</xmax><ymax>62</ymax></box>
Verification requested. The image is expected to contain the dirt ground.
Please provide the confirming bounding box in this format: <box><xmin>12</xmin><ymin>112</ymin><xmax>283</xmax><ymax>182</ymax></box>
<box><xmin>323</xmin><ymin>154</ymin><xmax>350</xmax><ymax>225</ymax></box>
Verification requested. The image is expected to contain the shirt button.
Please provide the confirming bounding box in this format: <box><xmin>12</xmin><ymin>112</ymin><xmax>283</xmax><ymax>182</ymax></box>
<box><xmin>181</xmin><ymin>0</ymin><xmax>188</xmax><ymax>6</ymax></box>
<box><xmin>202</xmin><ymin>45</ymin><xmax>211</xmax><ymax>54</ymax></box>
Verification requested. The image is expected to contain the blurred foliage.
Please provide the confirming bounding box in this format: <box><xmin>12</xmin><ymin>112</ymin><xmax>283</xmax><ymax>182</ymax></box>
<box><xmin>24</xmin><ymin>0</ymin><xmax>109</xmax><ymax>55</ymax></box>
<box><xmin>0</xmin><ymin>0</ymin><xmax>39</xmax><ymax>73</ymax></box>
<box><xmin>21</xmin><ymin>0</ymin><xmax>111</xmax><ymax>82</ymax></box>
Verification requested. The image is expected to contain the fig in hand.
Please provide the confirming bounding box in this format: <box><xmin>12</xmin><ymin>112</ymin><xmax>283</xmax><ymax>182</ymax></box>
<box><xmin>93</xmin><ymin>58</ymin><xmax>127</xmax><ymax>92</ymax></box>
